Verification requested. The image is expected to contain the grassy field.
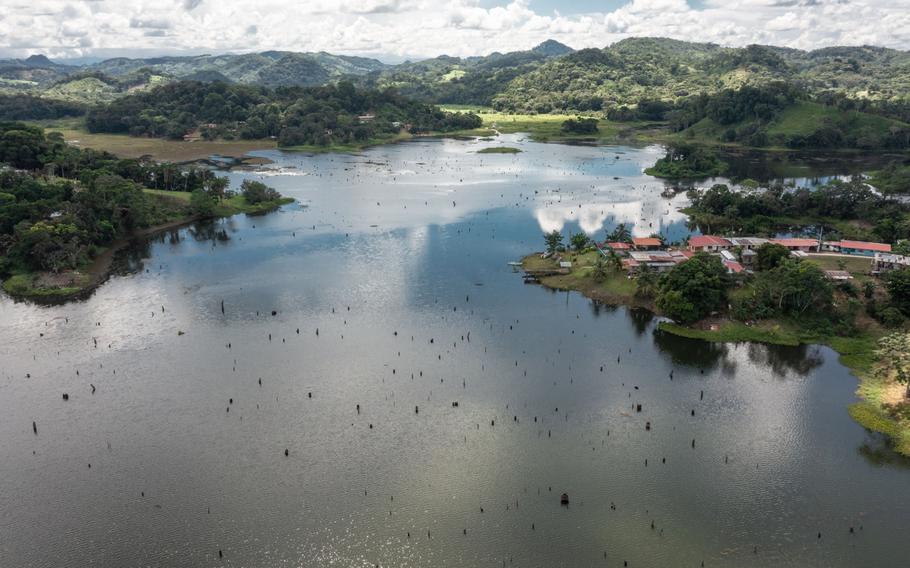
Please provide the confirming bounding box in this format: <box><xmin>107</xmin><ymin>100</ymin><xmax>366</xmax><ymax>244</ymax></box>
<box><xmin>523</xmin><ymin>250</ymin><xmax>644</xmax><ymax>307</ymax></box>
<box><xmin>32</xmin><ymin>118</ymin><xmax>277</xmax><ymax>161</ymax></box>
<box><xmin>804</xmin><ymin>254</ymin><xmax>873</xmax><ymax>276</ymax></box>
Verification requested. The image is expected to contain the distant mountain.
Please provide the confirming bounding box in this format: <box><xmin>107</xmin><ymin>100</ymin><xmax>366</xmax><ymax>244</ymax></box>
<box><xmin>2</xmin><ymin>38</ymin><xmax>909</xmax><ymax>112</ymax></box>
<box><xmin>361</xmin><ymin>40</ymin><xmax>575</xmax><ymax>106</ymax></box>
<box><xmin>88</xmin><ymin>51</ymin><xmax>389</xmax><ymax>87</ymax></box>
<box><xmin>0</xmin><ymin>55</ymin><xmax>74</xmax><ymax>89</ymax></box>
<box><xmin>531</xmin><ymin>40</ymin><xmax>573</xmax><ymax>57</ymax></box>
<box><xmin>493</xmin><ymin>37</ymin><xmax>910</xmax><ymax>112</ymax></box>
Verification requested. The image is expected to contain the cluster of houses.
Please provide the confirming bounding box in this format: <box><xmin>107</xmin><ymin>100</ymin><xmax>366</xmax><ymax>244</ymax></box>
<box><xmin>598</xmin><ymin>234</ymin><xmax>906</xmax><ymax>278</ymax></box>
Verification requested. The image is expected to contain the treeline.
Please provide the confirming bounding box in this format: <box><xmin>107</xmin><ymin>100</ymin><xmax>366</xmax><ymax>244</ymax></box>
<box><xmin>685</xmin><ymin>177</ymin><xmax>910</xmax><ymax>243</ymax></box>
<box><xmin>85</xmin><ymin>81</ymin><xmax>482</xmax><ymax>146</ymax></box>
<box><xmin>0</xmin><ymin>122</ymin><xmax>244</xmax><ymax>276</ymax></box>
<box><xmin>0</xmin><ymin>94</ymin><xmax>86</xmax><ymax>120</ymax></box>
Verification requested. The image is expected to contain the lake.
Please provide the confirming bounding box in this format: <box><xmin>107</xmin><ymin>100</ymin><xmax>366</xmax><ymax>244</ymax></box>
<box><xmin>1</xmin><ymin>135</ymin><xmax>908</xmax><ymax>567</ymax></box>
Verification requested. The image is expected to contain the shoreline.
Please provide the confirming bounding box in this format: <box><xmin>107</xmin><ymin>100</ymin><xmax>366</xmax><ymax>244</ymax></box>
<box><xmin>521</xmin><ymin>251</ymin><xmax>910</xmax><ymax>457</ymax></box>
<box><xmin>1</xmin><ymin>198</ymin><xmax>293</xmax><ymax>304</ymax></box>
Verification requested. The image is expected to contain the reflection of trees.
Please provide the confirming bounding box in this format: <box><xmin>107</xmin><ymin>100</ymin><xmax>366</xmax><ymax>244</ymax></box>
<box><xmin>746</xmin><ymin>343</ymin><xmax>824</xmax><ymax>378</ymax></box>
<box><xmin>627</xmin><ymin>307</ymin><xmax>654</xmax><ymax>336</ymax></box>
<box><xmin>188</xmin><ymin>220</ymin><xmax>231</xmax><ymax>243</ymax></box>
<box><xmin>858</xmin><ymin>434</ymin><xmax>910</xmax><ymax>469</ymax></box>
<box><xmin>110</xmin><ymin>238</ymin><xmax>152</xmax><ymax>277</ymax></box>
<box><xmin>653</xmin><ymin>329</ymin><xmax>738</xmax><ymax>374</ymax></box>
<box><xmin>589</xmin><ymin>300</ymin><xmax>619</xmax><ymax>318</ymax></box>
<box><xmin>654</xmin><ymin>328</ymin><xmax>825</xmax><ymax>379</ymax></box>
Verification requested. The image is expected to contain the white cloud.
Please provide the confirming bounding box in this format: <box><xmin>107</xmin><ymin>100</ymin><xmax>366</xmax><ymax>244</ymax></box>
<box><xmin>0</xmin><ymin>0</ymin><xmax>908</xmax><ymax>60</ymax></box>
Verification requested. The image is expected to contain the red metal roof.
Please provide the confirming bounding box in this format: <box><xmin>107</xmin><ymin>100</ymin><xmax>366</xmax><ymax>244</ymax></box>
<box><xmin>605</xmin><ymin>242</ymin><xmax>631</xmax><ymax>249</ymax></box>
<box><xmin>723</xmin><ymin>260</ymin><xmax>744</xmax><ymax>273</ymax></box>
<box><xmin>838</xmin><ymin>240</ymin><xmax>891</xmax><ymax>252</ymax></box>
<box><xmin>688</xmin><ymin>235</ymin><xmax>730</xmax><ymax>247</ymax></box>
<box><xmin>632</xmin><ymin>237</ymin><xmax>662</xmax><ymax>247</ymax></box>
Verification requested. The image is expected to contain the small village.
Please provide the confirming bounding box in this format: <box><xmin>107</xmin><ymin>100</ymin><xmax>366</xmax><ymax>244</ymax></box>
<box><xmin>597</xmin><ymin>235</ymin><xmax>904</xmax><ymax>280</ymax></box>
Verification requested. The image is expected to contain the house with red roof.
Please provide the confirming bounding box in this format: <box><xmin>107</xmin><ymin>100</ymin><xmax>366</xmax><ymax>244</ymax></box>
<box><xmin>687</xmin><ymin>235</ymin><xmax>731</xmax><ymax>252</ymax></box>
<box><xmin>770</xmin><ymin>238</ymin><xmax>819</xmax><ymax>252</ymax></box>
<box><xmin>632</xmin><ymin>237</ymin><xmax>663</xmax><ymax>250</ymax></box>
<box><xmin>837</xmin><ymin>240</ymin><xmax>891</xmax><ymax>256</ymax></box>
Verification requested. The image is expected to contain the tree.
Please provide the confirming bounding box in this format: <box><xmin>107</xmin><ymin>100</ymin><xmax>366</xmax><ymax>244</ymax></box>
<box><xmin>561</xmin><ymin>117</ymin><xmax>598</xmax><ymax>134</ymax></box>
<box><xmin>656</xmin><ymin>253</ymin><xmax>732</xmax><ymax>323</ymax></box>
<box><xmin>635</xmin><ymin>264</ymin><xmax>659</xmax><ymax>299</ymax></box>
<box><xmin>570</xmin><ymin>232</ymin><xmax>590</xmax><ymax>251</ymax></box>
<box><xmin>752</xmin><ymin>259</ymin><xmax>833</xmax><ymax>316</ymax></box>
<box><xmin>876</xmin><ymin>333</ymin><xmax>910</xmax><ymax>399</ymax></box>
<box><xmin>543</xmin><ymin>230</ymin><xmax>564</xmax><ymax>254</ymax></box>
<box><xmin>206</xmin><ymin>177</ymin><xmax>230</xmax><ymax>202</ymax></box>
<box><xmin>190</xmin><ymin>189</ymin><xmax>216</xmax><ymax>217</ymax></box>
<box><xmin>606</xmin><ymin>249</ymin><xmax>623</xmax><ymax>271</ymax></box>
<box><xmin>755</xmin><ymin>243</ymin><xmax>791</xmax><ymax>271</ymax></box>
<box><xmin>240</xmin><ymin>180</ymin><xmax>280</xmax><ymax>204</ymax></box>
<box><xmin>591</xmin><ymin>257</ymin><xmax>608</xmax><ymax>281</ymax></box>
<box><xmin>606</xmin><ymin>223</ymin><xmax>632</xmax><ymax>243</ymax></box>
<box><xmin>885</xmin><ymin>269</ymin><xmax>910</xmax><ymax>316</ymax></box>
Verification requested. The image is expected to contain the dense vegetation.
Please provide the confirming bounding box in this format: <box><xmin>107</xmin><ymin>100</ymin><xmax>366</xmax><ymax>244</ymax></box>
<box><xmin>0</xmin><ymin>93</ymin><xmax>85</xmax><ymax>120</ymax></box>
<box><xmin>0</xmin><ymin>122</ymin><xmax>277</xmax><ymax>284</ymax></box>
<box><xmin>560</xmin><ymin>117</ymin><xmax>598</xmax><ymax>134</ymax></box>
<box><xmin>6</xmin><ymin>38</ymin><xmax>910</xmax><ymax>151</ymax></box>
<box><xmin>656</xmin><ymin>253</ymin><xmax>731</xmax><ymax>323</ymax></box>
<box><xmin>645</xmin><ymin>144</ymin><xmax>726</xmax><ymax>178</ymax></box>
<box><xmin>84</xmin><ymin>81</ymin><xmax>482</xmax><ymax>147</ymax></box>
<box><xmin>491</xmin><ymin>39</ymin><xmax>910</xmax><ymax>114</ymax></box>
<box><xmin>685</xmin><ymin>177</ymin><xmax>910</xmax><ymax>242</ymax></box>
<box><xmin>669</xmin><ymin>83</ymin><xmax>910</xmax><ymax>150</ymax></box>
<box><xmin>869</xmin><ymin>162</ymin><xmax>910</xmax><ymax>194</ymax></box>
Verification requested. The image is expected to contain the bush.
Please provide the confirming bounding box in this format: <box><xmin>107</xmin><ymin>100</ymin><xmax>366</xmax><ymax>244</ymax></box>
<box><xmin>240</xmin><ymin>180</ymin><xmax>280</xmax><ymax>205</ymax></box>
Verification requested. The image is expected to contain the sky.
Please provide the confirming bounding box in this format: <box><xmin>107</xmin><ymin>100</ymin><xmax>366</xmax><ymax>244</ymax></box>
<box><xmin>1</xmin><ymin>0</ymin><xmax>909</xmax><ymax>61</ymax></box>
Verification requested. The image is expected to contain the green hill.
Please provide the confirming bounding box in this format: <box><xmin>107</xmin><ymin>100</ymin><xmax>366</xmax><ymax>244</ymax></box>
<box><xmin>680</xmin><ymin>99</ymin><xmax>910</xmax><ymax>150</ymax></box>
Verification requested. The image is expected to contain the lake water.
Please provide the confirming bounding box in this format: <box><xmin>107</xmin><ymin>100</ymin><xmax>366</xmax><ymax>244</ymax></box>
<box><xmin>1</xmin><ymin>135</ymin><xmax>908</xmax><ymax>567</ymax></box>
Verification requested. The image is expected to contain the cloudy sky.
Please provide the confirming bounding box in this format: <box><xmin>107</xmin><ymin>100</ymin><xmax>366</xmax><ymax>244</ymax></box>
<box><xmin>2</xmin><ymin>0</ymin><xmax>909</xmax><ymax>61</ymax></box>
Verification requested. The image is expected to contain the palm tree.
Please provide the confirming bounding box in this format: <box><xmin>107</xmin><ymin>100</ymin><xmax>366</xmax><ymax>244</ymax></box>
<box><xmin>606</xmin><ymin>223</ymin><xmax>632</xmax><ymax>243</ymax></box>
<box><xmin>592</xmin><ymin>257</ymin><xmax>608</xmax><ymax>281</ymax></box>
<box><xmin>607</xmin><ymin>249</ymin><xmax>623</xmax><ymax>271</ymax></box>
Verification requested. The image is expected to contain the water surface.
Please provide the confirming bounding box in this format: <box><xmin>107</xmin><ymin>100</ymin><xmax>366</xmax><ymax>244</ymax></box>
<box><xmin>1</xmin><ymin>135</ymin><xmax>908</xmax><ymax>567</ymax></box>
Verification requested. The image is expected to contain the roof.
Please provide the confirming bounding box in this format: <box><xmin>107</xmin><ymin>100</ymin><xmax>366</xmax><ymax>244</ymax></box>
<box><xmin>605</xmin><ymin>242</ymin><xmax>631</xmax><ymax>250</ymax></box>
<box><xmin>727</xmin><ymin>237</ymin><xmax>768</xmax><ymax>246</ymax></box>
<box><xmin>771</xmin><ymin>238</ymin><xmax>819</xmax><ymax>248</ymax></box>
<box><xmin>838</xmin><ymin>240</ymin><xmax>891</xmax><ymax>252</ymax></box>
<box><xmin>632</xmin><ymin>237</ymin><xmax>662</xmax><ymax>247</ymax></box>
<box><xmin>874</xmin><ymin>252</ymin><xmax>910</xmax><ymax>265</ymax></box>
<box><xmin>689</xmin><ymin>235</ymin><xmax>730</xmax><ymax>247</ymax></box>
<box><xmin>723</xmin><ymin>260</ymin><xmax>744</xmax><ymax>273</ymax></box>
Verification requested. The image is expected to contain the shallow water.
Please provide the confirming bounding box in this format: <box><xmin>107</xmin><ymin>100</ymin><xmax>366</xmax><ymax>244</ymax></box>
<box><xmin>1</xmin><ymin>135</ymin><xmax>908</xmax><ymax>567</ymax></box>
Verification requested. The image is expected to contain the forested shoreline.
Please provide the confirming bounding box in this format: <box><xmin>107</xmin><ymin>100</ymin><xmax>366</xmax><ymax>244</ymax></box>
<box><xmin>0</xmin><ymin>121</ymin><xmax>289</xmax><ymax>298</ymax></box>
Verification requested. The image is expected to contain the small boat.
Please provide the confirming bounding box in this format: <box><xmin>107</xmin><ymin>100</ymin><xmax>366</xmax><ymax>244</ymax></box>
<box><xmin>507</xmin><ymin>261</ymin><xmax>522</xmax><ymax>266</ymax></box>
<box><xmin>560</xmin><ymin>493</ymin><xmax>569</xmax><ymax>505</ymax></box>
